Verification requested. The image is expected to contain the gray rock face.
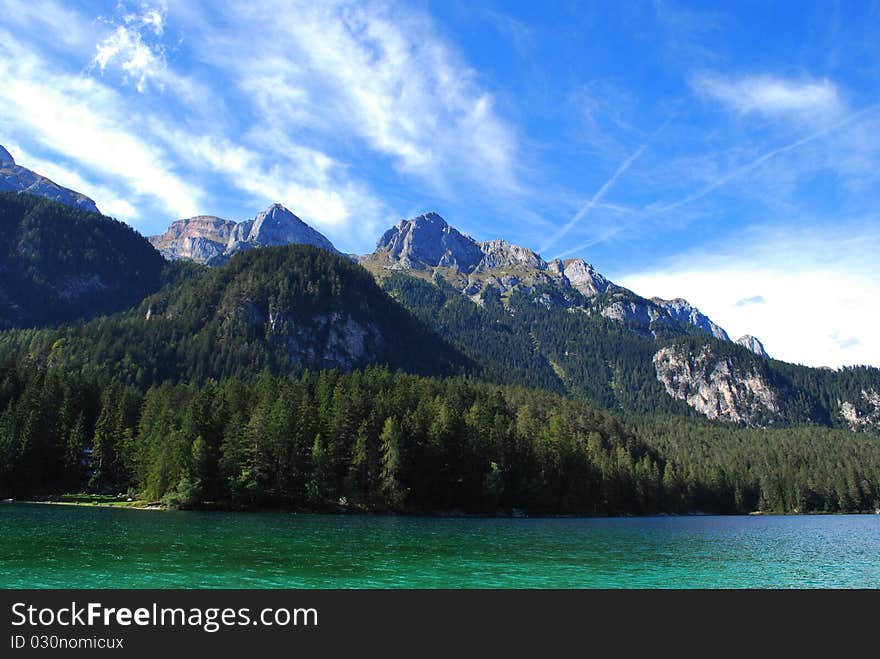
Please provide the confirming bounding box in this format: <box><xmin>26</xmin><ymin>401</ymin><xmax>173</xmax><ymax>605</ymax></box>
<box><xmin>372</xmin><ymin>212</ymin><xmax>609</xmax><ymax>300</ymax></box>
<box><xmin>0</xmin><ymin>144</ymin><xmax>100</xmax><ymax>214</ymax></box>
<box><xmin>225</xmin><ymin>300</ymin><xmax>382</xmax><ymax>371</ymax></box>
<box><xmin>248</xmin><ymin>203</ymin><xmax>337</xmax><ymax>253</ymax></box>
<box><xmin>149</xmin><ymin>215</ymin><xmax>237</xmax><ymax>262</ymax></box>
<box><xmin>839</xmin><ymin>390</ymin><xmax>880</xmax><ymax>432</ymax></box>
<box><xmin>653</xmin><ymin>343</ymin><xmax>780</xmax><ymax>425</ymax></box>
<box><xmin>376</xmin><ymin>212</ymin><xmax>484</xmax><ymax>272</ymax></box>
<box><xmin>149</xmin><ymin>203</ymin><xmax>338</xmax><ymax>264</ymax></box>
<box><xmin>652</xmin><ymin>298</ymin><xmax>730</xmax><ymax>341</ymax></box>
<box><xmin>600</xmin><ymin>299</ymin><xmax>656</xmax><ymax>325</ymax></box>
<box><xmin>560</xmin><ymin>259</ymin><xmax>612</xmax><ymax>297</ymax></box>
<box><xmin>478</xmin><ymin>239</ymin><xmax>545</xmax><ymax>272</ymax></box>
<box><xmin>737</xmin><ymin>335</ymin><xmax>769</xmax><ymax>358</ymax></box>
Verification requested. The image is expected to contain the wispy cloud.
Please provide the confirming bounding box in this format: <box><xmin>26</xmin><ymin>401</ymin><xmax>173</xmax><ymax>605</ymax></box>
<box><xmin>0</xmin><ymin>0</ymin><xmax>525</xmax><ymax>246</ymax></box>
<box><xmin>5</xmin><ymin>142</ymin><xmax>139</xmax><ymax>219</ymax></box>
<box><xmin>0</xmin><ymin>28</ymin><xmax>205</xmax><ymax>218</ymax></box>
<box><xmin>196</xmin><ymin>1</ymin><xmax>522</xmax><ymax>196</ymax></box>
<box><xmin>831</xmin><ymin>334</ymin><xmax>861</xmax><ymax>350</ymax></box>
<box><xmin>0</xmin><ymin>1</ymin><xmax>400</xmax><ymax>244</ymax></box>
<box><xmin>648</xmin><ymin>102</ymin><xmax>880</xmax><ymax>215</ymax></box>
<box><xmin>735</xmin><ymin>295</ymin><xmax>766</xmax><ymax>307</ymax></box>
<box><xmin>694</xmin><ymin>73</ymin><xmax>843</xmax><ymax>119</ymax></box>
<box><xmin>549</xmin><ymin>99</ymin><xmax>880</xmax><ymax>260</ymax></box>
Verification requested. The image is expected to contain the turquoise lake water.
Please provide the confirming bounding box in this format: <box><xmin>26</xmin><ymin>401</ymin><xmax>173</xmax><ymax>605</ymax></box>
<box><xmin>1</xmin><ymin>503</ymin><xmax>878</xmax><ymax>588</ymax></box>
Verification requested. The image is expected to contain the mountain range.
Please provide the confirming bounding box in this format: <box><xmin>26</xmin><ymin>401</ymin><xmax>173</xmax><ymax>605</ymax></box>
<box><xmin>138</xmin><ymin>203</ymin><xmax>880</xmax><ymax>433</ymax></box>
<box><xmin>1</xmin><ymin>151</ymin><xmax>880</xmax><ymax>514</ymax></box>
<box><xmin>150</xmin><ymin>207</ymin><xmax>755</xmax><ymax>351</ymax></box>
<box><xmin>0</xmin><ymin>143</ymin><xmax>769</xmax><ymax>358</ymax></box>
<box><xmin>1</xmin><ymin>151</ymin><xmax>878</xmax><ymax>437</ymax></box>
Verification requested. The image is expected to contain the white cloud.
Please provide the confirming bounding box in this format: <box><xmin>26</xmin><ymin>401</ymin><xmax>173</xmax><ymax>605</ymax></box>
<box><xmin>695</xmin><ymin>73</ymin><xmax>843</xmax><ymax>118</ymax></box>
<box><xmin>93</xmin><ymin>3</ymin><xmax>168</xmax><ymax>93</ymax></box>
<box><xmin>157</xmin><ymin>129</ymin><xmax>382</xmax><ymax>230</ymax></box>
<box><xmin>735</xmin><ymin>295</ymin><xmax>766</xmax><ymax>307</ymax></box>
<box><xmin>0</xmin><ymin>29</ymin><xmax>204</xmax><ymax>220</ymax></box>
<box><xmin>617</xmin><ymin>221</ymin><xmax>880</xmax><ymax>368</ymax></box>
<box><xmin>1</xmin><ymin>0</ymin><xmax>523</xmax><ymax>242</ymax></box>
<box><xmin>0</xmin><ymin>0</ymin><xmax>95</xmax><ymax>51</ymax></box>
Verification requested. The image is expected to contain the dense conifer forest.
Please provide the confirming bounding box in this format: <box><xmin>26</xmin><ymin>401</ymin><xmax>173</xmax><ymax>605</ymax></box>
<box><xmin>1</xmin><ymin>357</ymin><xmax>879</xmax><ymax>513</ymax></box>
<box><xmin>0</xmin><ymin>193</ymin><xmax>166</xmax><ymax>328</ymax></box>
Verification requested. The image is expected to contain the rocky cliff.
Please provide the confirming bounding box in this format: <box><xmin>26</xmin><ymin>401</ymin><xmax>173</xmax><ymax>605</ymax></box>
<box><xmin>839</xmin><ymin>389</ymin><xmax>880</xmax><ymax>432</ymax></box>
<box><xmin>149</xmin><ymin>203</ymin><xmax>338</xmax><ymax>264</ymax></box>
<box><xmin>0</xmin><ymin>145</ymin><xmax>99</xmax><ymax>214</ymax></box>
<box><xmin>653</xmin><ymin>298</ymin><xmax>730</xmax><ymax>341</ymax></box>
<box><xmin>653</xmin><ymin>343</ymin><xmax>780</xmax><ymax>425</ymax></box>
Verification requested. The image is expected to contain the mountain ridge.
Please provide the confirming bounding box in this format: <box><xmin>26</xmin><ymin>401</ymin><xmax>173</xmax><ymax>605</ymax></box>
<box><xmin>0</xmin><ymin>145</ymin><xmax>99</xmax><ymax>214</ymax></box>
<box><xmin>363</xmin><ymin>211</ymin><xmax>741</xmax><ymax>344</ymax></box>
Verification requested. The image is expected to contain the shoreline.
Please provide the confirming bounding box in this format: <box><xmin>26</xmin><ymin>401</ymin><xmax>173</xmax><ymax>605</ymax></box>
<box><xmin>11</xmin><ymin>498</ymin><xmax>165</xmax><ymax>511</ymax></box>
<box><xmin>6</xmin><ymin>499</ymin><xmax>880</xmax><ymax>518</ymax></box>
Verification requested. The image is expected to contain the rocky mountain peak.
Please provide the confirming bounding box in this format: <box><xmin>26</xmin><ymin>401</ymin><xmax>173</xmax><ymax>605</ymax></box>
<box><xmin>365</xmin><ymin>212</ymin><xmax>748</xmax><ymax>344</ymax></box>
<box><xmin>248</xmin><ymin>203</ymin><xmax>337</xmax><ymax>253</ymax></box>
<box><xmin>376</xmin><ymin>212</ymin><xmax>483</xmax><ymax>272</ymax></box>
<box><xmin>737</xmin><ymin>335</ymin><xmax>769</xmax><ymax>358</ymax></box>
<box><xmin>0</xmin><ymin>145</ymin><xmax>14</xmax><ymax>166</ymax></box>
<box><xmin>559</xmin><ymin>259</ymin><xmax>612</xmax><ymax>297</ymax></box>
<box><xmin>478</xmin><ymin>239</ymin><xmax>545</xmax><ymax>271</ymax></box>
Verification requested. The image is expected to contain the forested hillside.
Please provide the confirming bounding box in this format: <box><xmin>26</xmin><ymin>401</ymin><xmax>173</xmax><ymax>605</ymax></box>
<box><xmin>0</xmin><ymin>245</ymin><xmax>473</xmax><ymax>386</ymax></box>
<box><xmin>1</xmin><ymin>199</ymin><xmax>879</xmax><ymax>515</ymax></box>
<box><xmin>0</xmin><ymin>193</ymin><xmax>165</xmax><ymax>328</ymax></box>
<box><xmin>381</xmin><ymin>271</ymin><xmax>880</xmax><ymax>431</ymax></box>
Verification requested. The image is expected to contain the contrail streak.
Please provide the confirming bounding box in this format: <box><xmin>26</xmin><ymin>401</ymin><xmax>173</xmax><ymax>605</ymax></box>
<box><xmin>539</xmin><ymin>142</ymin><xmax>647</xmax><ymax>254</ymax></box>
<box><xmin>541</xmin><ymin>117</ymin><xmax>674</xmax><ymax>255</ymax></box>
<box><xmin>551</xmin><ymin>102</ymin><xmax>880</xmax><ymax>260</ymax></box>
<box><xmin>650</xmin><ymin>102</ymin><xmax>880</xmax><ymax>215</ymax></box>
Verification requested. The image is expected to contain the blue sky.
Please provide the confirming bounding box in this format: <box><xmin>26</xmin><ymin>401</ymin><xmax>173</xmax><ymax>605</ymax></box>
<box><xmin>1</xmin><ymin>0</ymin><xmax>879</xmax><ymax>368</ymax></box>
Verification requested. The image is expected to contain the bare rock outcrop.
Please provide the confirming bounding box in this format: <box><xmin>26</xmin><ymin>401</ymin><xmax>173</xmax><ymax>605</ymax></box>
<box><xmin>653</xmin><ymin>343</ymin><xmax>780</xmax><ymax>425</ymax></box>
<box><xmin>737</xmin><ymin>335</ymin><xmax>769</xmax><ymax>358</ymax></box>
<box><xmin>366</xmin><ymin>211</ymin><xmax>740</xmax><ymax>343</ymax></box>
<box><xmin>839</xmin><ymin>390</ymin><xmax>880</xmax><ymax>431</ymax></box>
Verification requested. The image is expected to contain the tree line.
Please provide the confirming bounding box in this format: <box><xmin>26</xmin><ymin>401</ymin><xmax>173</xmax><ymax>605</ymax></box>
<box><xmin>2</xmin><ymin>356</ymin><xmax>879</xmax><ymax>514</ymax></box>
